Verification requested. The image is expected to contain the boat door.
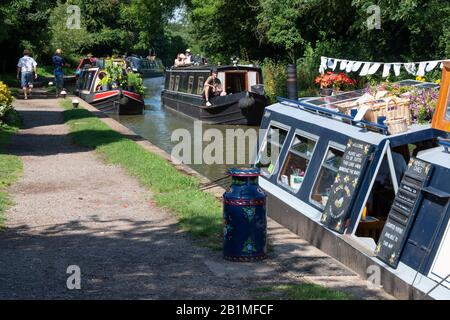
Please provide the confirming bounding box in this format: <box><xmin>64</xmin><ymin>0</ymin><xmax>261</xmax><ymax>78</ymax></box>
<box><xmin>224</xmin><ymin>71</ymin><xmax>248</xmax><ymax>94</ymax></box>
<box><xmin>432</xmin><ymin>61</ymin><xmax>450</xmax><ymax>132</ymax></box>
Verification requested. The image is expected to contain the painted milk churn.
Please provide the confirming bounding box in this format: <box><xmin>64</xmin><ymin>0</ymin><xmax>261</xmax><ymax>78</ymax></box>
<box><xmin>223</xmin><ymin>167</ymin><xmax>267</xmax><ymax>261</ymax></box>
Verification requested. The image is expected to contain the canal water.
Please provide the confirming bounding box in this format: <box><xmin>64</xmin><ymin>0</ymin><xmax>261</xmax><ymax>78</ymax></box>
<box><xmin>110</xmin><ymin>77</ymin><xmax>257</xmax><ymax>182</ymax></box>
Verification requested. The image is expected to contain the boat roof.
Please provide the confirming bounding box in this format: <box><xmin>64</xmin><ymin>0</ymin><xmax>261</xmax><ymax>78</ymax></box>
<box><xmin>265</xmin><ymin>80</ymin><xmax>442</xmax><ymax>145</ymax></box>
<box><xmin>300</xmin><ymin>80</ymin><xmax>439</xmax><ymax>110</ymax></box>
<box><xmin>168</xmin><ymin>64</ymin><xmax>262</xmax><ymax>72</ymax></box>
<box><xmin>266</xmin><ymin>102</ymin><xmax>436</xmax><ymax>145</ymax></box>
<box><xmin>418</xmin><ymin>146</ymin><xmax>449</xmax><ymax>168</ymax></box>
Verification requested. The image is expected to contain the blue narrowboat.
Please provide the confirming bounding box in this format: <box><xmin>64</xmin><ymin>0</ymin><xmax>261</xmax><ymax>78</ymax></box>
<box><xmin>256</xmin><ymin>64</ymin><xmax>450</xmax><ymax>300</ymax></box>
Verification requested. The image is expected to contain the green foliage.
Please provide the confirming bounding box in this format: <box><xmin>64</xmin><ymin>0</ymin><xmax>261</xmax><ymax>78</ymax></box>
<box><xmin>0</xmin><ymin>82</ymin><xmax>14</xmax><ymax>122</ymax></box>
<box><xmin>48</xmin><ymin>1</ymin><xmax>93</xmax><ymax>57</ymax></box>
<box><xmin>127</xmin><ymin>72</ymin><xmax>145</xmax><ymax>96</ymax></box>
<box><xmin>0</xmin><ymin>120</ymin><xmax>23</xmax><ymax>229</ymax></box>
<box><xmin>261</xmin><ymin>59</ymin><xmax>287</xmax><ymax>103</ymax></box>
<box><xmin>61</xmin><ymin>100</ymin><xmax>223</xmax><ymax>250</ymax></box>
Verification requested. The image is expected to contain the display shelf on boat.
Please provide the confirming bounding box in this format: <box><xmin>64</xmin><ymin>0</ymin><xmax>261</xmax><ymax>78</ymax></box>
<box><xmin>255</xmin><ymin>64</ymin><xmax>450</xmax><ymax>300</ymax></box>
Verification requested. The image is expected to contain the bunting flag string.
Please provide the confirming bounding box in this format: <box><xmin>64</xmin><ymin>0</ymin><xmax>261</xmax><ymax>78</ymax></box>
<box><xmin>319</xmin><ymin>56</ymin><xmax>450</xmax><ymax>78</ymax></box>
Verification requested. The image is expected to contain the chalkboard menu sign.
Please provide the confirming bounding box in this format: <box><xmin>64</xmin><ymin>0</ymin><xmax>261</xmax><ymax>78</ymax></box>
<box><xmin>376</xmin><ymin>159</ymin><xmax>433</xmax><ymax>268</ymax></box>
<box><xmin>321</xmin><ymin>139</ymin><xmax>372</xmax><ymax>233</ymax></box>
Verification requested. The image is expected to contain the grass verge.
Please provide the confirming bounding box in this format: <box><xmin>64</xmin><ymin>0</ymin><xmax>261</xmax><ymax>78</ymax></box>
<box><xmin>0</xmin><ymin>113</ymin><xmax>23</xmax><ymax>229</ymax></box>
<box><xmin>60</xmin><ymin>99</ymin><xmax>223</xmax><ymax>250</ymax></box>
<box><xmin>251</xmin><ymin>283</ymin><xmax>354</xmax><ymax>300</ymax></box>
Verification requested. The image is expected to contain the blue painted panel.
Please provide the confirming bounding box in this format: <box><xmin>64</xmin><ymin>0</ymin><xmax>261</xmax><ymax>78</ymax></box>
<box><xmin>400</xmin><ymin>164</ymin><xmax>450</xmax><ymax>274</ymax></box>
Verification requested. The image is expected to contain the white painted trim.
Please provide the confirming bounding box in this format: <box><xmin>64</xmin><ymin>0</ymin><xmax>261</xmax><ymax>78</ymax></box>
<box><xmin>277</xmin><ymin>129</ymin><xmax>320</xmax><ymax>194</ymax></box>
<box><xmin>351</xmin><ymin>141</ymin><xmax>390</xmax><ymax>236</ymax></box>
<box><xmin>428</xmin><ymin>218</ymin><xmax>450</xmax><ymax>290</ymax></box>
<box><xmin>259</xmin><ymin>177</ymin><xmax>323</xmax><ymax>221</ymax></box>
<box><xmin>309</xmin><ymin>141</ymin><xmax>346</xmax><ymax>209</ymax></box>
<box><xmin>386</xmin><ymin>147</ymin><xmax>399</xmax><ymax>193</ymax></box>
<box><xmin>257</xmin><ymin>121</ymin><xmax>291</xmax><ymax>179</ymax></box>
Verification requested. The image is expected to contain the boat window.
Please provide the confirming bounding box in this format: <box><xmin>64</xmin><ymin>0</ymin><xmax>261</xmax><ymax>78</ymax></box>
<box><xmin>174</xmin><ymin>75</ymin><xmax>180</xmax><ymax>91</ymax></box>
<box><xmin>278</xmin><ymin>134</ymin><xmax>317</xmax><ymax>192</ymax></box>
<box><xmin>310</xmin><ymin>145</ymin><xmax>345</xmax><ymax>208</ymax></box>
<box><xmin>187</xmin><ymin>76</ymin><xmax>194</xmax><ymax>93</ymax></box>
<box><xmin>169</xmin><ymin>75</ymin><xmax>175</xmax><ymax>91</ymax></box>
<box><xmin>82</xmin><ymin>70</ymin><xmax>96</xmax><ymax>91</ymax></box>
<box><xmin>197</xmin><ymin>76</ymin><xmax>204</xmax><ymax>95</ymax></box>
<box><xmin>256</xmin><ymin>125</ymin><xmax>289</xmax><ymax>176</ymax></box>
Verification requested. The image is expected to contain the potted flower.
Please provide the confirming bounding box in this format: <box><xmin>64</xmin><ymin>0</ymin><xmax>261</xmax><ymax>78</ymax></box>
<box><xmin>315</xmin><ymin>72</ymin><xmax>335</xmax><ymax>96</ymax></box>
<box><xmin>99</xmin><ymin>74</ymin><xmax>112</xmax><ymax>91</ymax></box>
<box><xmin>315</xmin><ymin>72</ymin><xmax>356</xmax><ymax>96</ymax></box>
<box><xmin>409</xmin><ymin>88</ymin><xmax>439</xmax><ymax>124</ymax></box>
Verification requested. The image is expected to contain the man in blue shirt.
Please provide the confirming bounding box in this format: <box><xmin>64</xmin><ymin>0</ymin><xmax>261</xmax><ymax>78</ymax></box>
<box><xmin>52</xmin><ymin>49</ymin><xmax>70</xmax><ymax>97</ymax></box>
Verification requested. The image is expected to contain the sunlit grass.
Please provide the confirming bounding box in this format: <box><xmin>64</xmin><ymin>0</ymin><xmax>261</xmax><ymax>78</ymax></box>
<box><xmin>0</xmin><ymin>121</ymin><xmax>23</xmax><ymax>229</ymax></box>
<box><xmin>251</xmin><ymin>283</ymin><xmax>354</xmax><ymax>300</ymax></box>
<box><xmin>61</xmin><ymin>100</ymin><xmax>223</xmax><ymax>250</ymax></box>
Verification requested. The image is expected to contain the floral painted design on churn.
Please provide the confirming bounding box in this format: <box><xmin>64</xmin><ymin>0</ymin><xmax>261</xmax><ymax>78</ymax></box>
<box><xmin>223</xmin><ymin>167</ymin><xmax>267</xmax><ymax>262</ymax></box>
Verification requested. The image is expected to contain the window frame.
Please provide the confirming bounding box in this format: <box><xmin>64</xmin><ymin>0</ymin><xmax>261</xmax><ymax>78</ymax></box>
<box><xmin>169</xmin><ymin>75</ymin><xmax>175</xmax><ymax>91</ymax></box>
<box><xmin>277</xmin><ymin>129</ymin><xmax>319</xmax><ymax>194</ymax></box>
<box><xmin>187</xmin><ymin>76</ymin><xmax>195</xmax><ymax>93</ymax></box>
<box><xmin>257</xmin><ymin>121</ymin><xmax>291</xmax><ymax>179</ymax></box>
<box><xmin>197</xmin><ymin>76</ymin><xmax>205</xmax><ymax>95</ymax></box>
<box><xmin>174</xmin><ymin>75</ymin><xmax>181</xmax><ymax>91</ymax></box>
<box><xmin>309</xmin><ymin>141</ymin><xmax>346</xmax><ymax>209</ymax></box>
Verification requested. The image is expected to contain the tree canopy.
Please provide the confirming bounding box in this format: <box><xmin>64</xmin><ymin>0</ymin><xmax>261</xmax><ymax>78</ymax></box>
<box><xmin>0</xmin><ymin>0</ymin><xmax>449</xmax><ymax>74</ymax></box>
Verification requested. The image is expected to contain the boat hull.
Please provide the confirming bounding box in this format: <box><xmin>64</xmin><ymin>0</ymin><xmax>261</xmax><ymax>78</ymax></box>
<box><xmin>78</xmin><ymin>90</ymin><xmax>144</xmax><ymax>115</ymax></box>
<box><xmin>161</xmin><ymin>91</ymin><xmax>268</xmax><ymax>125</ymax></box>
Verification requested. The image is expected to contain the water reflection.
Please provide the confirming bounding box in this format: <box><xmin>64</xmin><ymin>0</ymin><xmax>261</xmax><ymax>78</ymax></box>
<box><xmin>111</xmin><ymin>77</ymin><xmax>256</xmax><ymax>181</ymax></box>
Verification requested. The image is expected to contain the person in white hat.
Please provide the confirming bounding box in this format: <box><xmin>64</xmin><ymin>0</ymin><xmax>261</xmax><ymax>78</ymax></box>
<box><xmin>185</xmin><ymin>49</ymin><xmax>192</xmax><ymax>64</ymax></box>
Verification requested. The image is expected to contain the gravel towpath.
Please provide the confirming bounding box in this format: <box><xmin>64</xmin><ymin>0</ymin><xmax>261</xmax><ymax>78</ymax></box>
<box><xmin>0</xmin><ymin>98</ymin><xmax>393</xmax><ymax>299</ymax></box>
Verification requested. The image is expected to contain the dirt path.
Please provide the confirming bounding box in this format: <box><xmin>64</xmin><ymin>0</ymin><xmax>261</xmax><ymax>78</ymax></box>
<box><xmin>0</xmin><ymin>98</ymin><xmax>393</xmax><ymax>299</ymax></box>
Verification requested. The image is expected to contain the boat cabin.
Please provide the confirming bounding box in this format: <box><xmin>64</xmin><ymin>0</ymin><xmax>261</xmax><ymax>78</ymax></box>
<box><xmin>75</xmin><ymin>58</ymin><xmax>144</xmax><ymax>115</ymax></box>
<box><xmin>161</xmin><ymin>65</ymin><xmax>268</xmax><ymax>125</ymax></box>
<box><xmin>256</xmin><ymin>73</ymin><xmax>450</xmax><ymax>299</ymax></box>
<box><xmin>164</xmin><ymin>65</ymin><xmax>264</xmax><ymax>97</ymax></box>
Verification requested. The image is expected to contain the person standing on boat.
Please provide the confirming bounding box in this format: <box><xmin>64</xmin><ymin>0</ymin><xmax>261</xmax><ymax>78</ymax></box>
<box><xmin>16</xmin><ymin>49</ymin><xmax>38</xmax><ymax>100</ymax></box>
<box><xmin>52</xmin><ymin>48</ymin><xmax>70</xmax><ymax>97</ymax></box>
<box><xmin>174</xmin><ymin>53</ymin><xmax>186</xmax><ymax>66</ymax></box>
<box><xmin>185</xmin><ymin>49</ymin><xmax>193</xmax><ymax>64</ymax></box>
<box><xmin>204</xmin><ymin>68</ymin><xmax>226</xmax><ymax>107</ymax></box>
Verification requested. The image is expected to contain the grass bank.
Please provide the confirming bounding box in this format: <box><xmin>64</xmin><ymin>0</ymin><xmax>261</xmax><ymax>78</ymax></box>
<box><xmin>60</xmin><ymin>100</ymin><xmax>223</xmax><ymax>250</ymax></box>
<box><xmin>0</xmin><ymin>116</ymin><xmax>23</xmax><ymax>229</ymax></box>
<box><xmin>251</xmin><ymin>283</ymin><xmax>353</xmax><ymax>300</ymax></box>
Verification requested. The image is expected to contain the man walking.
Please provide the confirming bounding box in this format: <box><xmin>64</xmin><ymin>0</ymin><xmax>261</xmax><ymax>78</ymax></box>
<box><xmin>17</xmin><ymin>49</ymin><xmax>38</xmax><ymax>100</ymax></box>
<box><xmin>52</xmin><ymin>48</ymin><xmax>70</xmax><ymax>97</ymax></box>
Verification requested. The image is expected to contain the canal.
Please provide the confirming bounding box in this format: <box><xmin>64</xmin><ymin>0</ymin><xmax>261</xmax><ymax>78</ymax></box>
<box><xmin>110</xmin><ymin>77</ymin><xmax>257</xmax><ymax>182</ymax></box>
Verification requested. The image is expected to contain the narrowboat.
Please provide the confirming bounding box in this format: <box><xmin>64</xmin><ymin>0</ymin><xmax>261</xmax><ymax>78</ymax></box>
<box><xmin>161</xmin><ymin>65</ymin><xmax>269</xmax><ymax>125</ymax></box>
<box><xmin>75</xmin><ymin>58</ymin><xmax>144</xmax><ymax>115</ymax></box>
<box><xmin>126</xmin><ymin>55</ymin><xmax>165</xmax><ymax>78</ymax></box>
<box><xmin>256</xmin><ymin>64</ymin><xmax>450</xmax><ymax>300</ymax></box>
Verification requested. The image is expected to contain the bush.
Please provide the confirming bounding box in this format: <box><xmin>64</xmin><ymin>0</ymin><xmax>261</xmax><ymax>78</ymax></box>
<box><xmin>0</xmin><ymin>81</ymin><xmax>14</xmax><ymax>122</ymax></box>
<box><xmin>261</xmin><ymin>59</ymin><xmax>287</xmax><ymax>103</ymax></box>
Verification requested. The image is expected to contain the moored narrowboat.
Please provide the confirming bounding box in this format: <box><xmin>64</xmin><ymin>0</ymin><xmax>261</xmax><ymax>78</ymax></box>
<box><xmin>161</xmin><ymin>65</ymin><xmax>269</xmax><ymax>125</ymax></box>
<box><xmin>75</xmin><ymin>58</ymin><xmax>144</xmax><ymax>115</ymax></box>
<box><xmin>255</xmin><ymin>65</ymin><xmax>450</xmax><ymax>299</ymax></box>
<box><xmin>126</xmin><ymin>55</ymin><xmax>165</xmax><ymax>78</ymax></box>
